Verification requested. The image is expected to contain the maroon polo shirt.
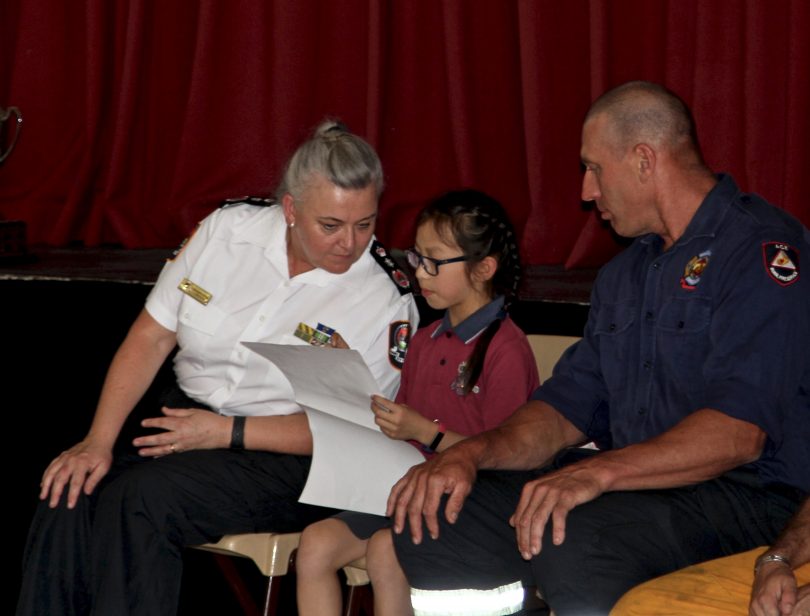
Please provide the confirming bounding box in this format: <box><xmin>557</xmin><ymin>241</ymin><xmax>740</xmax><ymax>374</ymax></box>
<box><xmin>396</xmin><ymin>299</ymin><xmax>539</xmax><ymax>437</ymax></box>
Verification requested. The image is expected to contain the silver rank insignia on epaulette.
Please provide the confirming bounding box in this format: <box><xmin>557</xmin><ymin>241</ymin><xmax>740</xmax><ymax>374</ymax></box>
<box><xmin>219</xmin><ymin>195</ymin><xmax>276</xmax><ymax>209</ymax></box>
<box><xmin>370</xmin><ymin>240</ymin><xmax>413</xmax><ymax>296</ymax></box>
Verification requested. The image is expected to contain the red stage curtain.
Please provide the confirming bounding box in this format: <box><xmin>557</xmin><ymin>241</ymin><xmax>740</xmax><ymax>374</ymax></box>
<box><xmin>1</xmin><ymin>0</ymin><xmax>808</xmax><ymax>268</ymax></box>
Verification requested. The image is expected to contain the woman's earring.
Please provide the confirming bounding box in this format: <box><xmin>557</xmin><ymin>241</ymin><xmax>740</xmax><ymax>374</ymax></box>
<box><xmin>289</xmin><ymin>222</ymin><xmax>295</xmax><ymax>229</ymax></box>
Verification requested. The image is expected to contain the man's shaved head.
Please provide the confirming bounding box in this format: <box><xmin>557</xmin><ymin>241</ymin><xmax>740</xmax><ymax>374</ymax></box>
<box><xmin>585</xmin><ymin>81</ymin><xmax>703</xmax><ymax>162</ymax></box>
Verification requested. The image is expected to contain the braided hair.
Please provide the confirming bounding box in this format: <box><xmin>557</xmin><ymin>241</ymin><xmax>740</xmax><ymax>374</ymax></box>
<box><xmin>417</xmin><ymin>189</ymin><xmax>522</xmax><ymax>394</ymax></box>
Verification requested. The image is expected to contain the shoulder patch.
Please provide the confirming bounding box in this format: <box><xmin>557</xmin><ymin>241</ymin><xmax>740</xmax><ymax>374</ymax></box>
<box><xmin>219</xmin><ymin>195</ymin><xmax>275</xmax><ymax>209</ymax></box>
<box><xmin>370</xmin><ymin>240</ymin><xmax>413</xmax><ymax>296</ymax></box>
<box><xmin>388</xmin><ymin>321</ymin><xmax>411</xmax><ymax>369</ymax></box>
<box><xmin>762</xmin><ymin>242</ymin><xmax>800</xmax><ymax>286</ymax></box>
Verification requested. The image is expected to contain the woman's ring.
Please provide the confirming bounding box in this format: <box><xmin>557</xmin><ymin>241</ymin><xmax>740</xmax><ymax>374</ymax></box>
<box><xmin>170</xmin><ymin>443</ymin><xmax>177</xmax><ymax>453</ymax></box>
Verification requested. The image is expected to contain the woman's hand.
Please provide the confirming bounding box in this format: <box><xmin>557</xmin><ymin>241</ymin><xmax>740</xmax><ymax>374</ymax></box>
<box><xmin>370</xmin><ymin>395</ymin><xmax>436</xmax><ymax>444</ymax></box>
<box><xmin>133</xmin><ymin>407</ymin><xmax>231</xmax><ymax>456</ymax></box>
<box><xmin>40</xmin><ymin>439</ymin><xmax>113</xmax><ymax>509</ymax></box>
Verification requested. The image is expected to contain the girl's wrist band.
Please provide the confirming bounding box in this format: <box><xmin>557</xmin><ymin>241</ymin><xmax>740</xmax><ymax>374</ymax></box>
<box><xmin>428</xmin><ymin>420</ymin><xmax>446</xmax><ymax>452</ymax></box>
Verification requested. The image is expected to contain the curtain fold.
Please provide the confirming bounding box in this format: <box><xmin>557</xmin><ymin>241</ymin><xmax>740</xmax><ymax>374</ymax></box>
<box><xmin>1</xmin><ymin>0</ymin><xmax>808</xmax><ymax>268</ymax></box>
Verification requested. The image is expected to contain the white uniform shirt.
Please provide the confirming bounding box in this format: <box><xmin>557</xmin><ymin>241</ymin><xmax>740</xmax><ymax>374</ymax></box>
<box><xmin>145</xmin><ymin>204</ymin><xmax>418</xmax><ymax>417</ymax></box>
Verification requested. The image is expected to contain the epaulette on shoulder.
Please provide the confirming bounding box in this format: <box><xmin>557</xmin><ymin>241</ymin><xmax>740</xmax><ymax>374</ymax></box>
<box><xmin>219</xmin><ymin>195</ymin><xmax>276</xmax><ymax>209</ymax></box>
<box><xmin>370</xmin><ymin>240</ymin><xmax>413</xmax><ymax>296</ymax></box>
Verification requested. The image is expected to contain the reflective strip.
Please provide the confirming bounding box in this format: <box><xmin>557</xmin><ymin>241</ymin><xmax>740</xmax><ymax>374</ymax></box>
<box><xmin>411</xmin><ymin>580</ymin><xmax>524</xmax><ymax>616</ymax></box>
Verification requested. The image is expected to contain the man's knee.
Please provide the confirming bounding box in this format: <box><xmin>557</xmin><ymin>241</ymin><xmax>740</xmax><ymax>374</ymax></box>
<box><xmin>529</xmin><ymin>493</ymin><xmax>684</xmax><ymax>614</ymax></box>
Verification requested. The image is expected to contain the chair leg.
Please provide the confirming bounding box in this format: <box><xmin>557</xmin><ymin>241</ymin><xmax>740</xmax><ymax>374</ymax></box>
<box><xmin>345</xmin><ymin>584</ymin><xmax>374</xmax><ymax>616</ymax></box>
<box><xmin>345</xmin><ymin>585</ymin><xmax>360</xmax><ymax>616</ymax></box>
<box><xmin>262</xmin><ymin>575</ymin><xmax>280</xmax><ymax>616</ymax></box>
<box><xmin>213</xmin><ymin>554</ymin><xmax>262</xmax><ymax>616</ymax></box>
<box><xmin>262</xmin><ymin>549</ymin><xmax>297</xmax><ymax>616</ymax></box>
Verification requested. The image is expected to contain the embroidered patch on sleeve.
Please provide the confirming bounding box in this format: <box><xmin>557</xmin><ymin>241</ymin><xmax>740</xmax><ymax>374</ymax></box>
<box><xmin>388</xmin><ymin>321</ymin><xmax>411</xmax><ymax>369</ymax></box>
<box><xmin>763</xmin><ymin>242</ymin><xmax>800</xmax><ymax>286</ymax></box>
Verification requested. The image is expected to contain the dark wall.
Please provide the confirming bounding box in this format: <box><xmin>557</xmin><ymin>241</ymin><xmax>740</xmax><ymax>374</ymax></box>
<box><xmin>5</xmin><ymin>280</ymin><xmax>248</xmax><ymax>615</ymax></box>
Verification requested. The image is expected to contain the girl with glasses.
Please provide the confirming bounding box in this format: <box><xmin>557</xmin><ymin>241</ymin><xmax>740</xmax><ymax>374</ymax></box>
<box><xmin>296</xmin><ymin>188</ymin><xmax>540</xmax><ymax>616</ymax></box>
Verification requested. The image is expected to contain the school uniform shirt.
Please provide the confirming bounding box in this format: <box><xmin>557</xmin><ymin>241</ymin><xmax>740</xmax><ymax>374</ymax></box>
<box><xmin>396</xmin><ymin>297</ymin><xmax>539</xmax><ymax>437</ymax></box>
<box><xmin>145</xmin><ymin>203</ymin><xmax>418</xmax><ymax>417</ymax></box>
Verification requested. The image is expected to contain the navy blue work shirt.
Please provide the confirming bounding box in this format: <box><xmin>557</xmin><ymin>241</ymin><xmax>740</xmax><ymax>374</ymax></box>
<box><xmin>534</xmin><ymin>174</ymin><xmax>810</xmax><ymax>493</ymax></box>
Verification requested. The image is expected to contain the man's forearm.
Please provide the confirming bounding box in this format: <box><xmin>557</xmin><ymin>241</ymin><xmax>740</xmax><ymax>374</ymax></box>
<box><xmin>769</xmin><ymin>498</ymin><xmax>810</xmax><ymax>569</ymax></box>
<box><xmin>449</xmin><ymin>400</ymin><xmax>587</xmax><ymax>472</ymax></box>
<box><xmin>566</xmin><ymin>408</ymin><xmax>766</xmax><ymax>494</ymax></box>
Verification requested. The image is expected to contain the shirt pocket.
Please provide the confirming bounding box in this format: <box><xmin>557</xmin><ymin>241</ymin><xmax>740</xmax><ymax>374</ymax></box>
<box><xmin>656</xmin><ymin>296</ymin><xmax>712</xmax><ymax>378</ymax></box>
<box><xmin>177</xmin><ymin>299</ymin><xmax>228</xmax><ymax>337</ymax></box>
<box><xmin>593</xmin><ymin>300</ymin><xmax>636</xmax><ymax>393</ymax></box>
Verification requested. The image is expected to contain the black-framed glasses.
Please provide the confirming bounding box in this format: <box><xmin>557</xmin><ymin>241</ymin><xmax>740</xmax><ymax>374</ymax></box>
<box><xmin>405</xmin><ymin>249</ymin><xmax>469</xmax><ymax>276</ymax></box>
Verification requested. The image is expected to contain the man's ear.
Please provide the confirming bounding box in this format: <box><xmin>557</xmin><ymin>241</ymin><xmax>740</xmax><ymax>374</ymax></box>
<box><xmin>472</xmin><ymin>256</ymin><xmax>498</xmax><ymax>283</ymax></box>
<box><xmin>635</xmin><ymin>143</ymin><xmax>656</xmax><ymax>182</ymax></box>
<box><xmin>282</xmin><ymin>193</ymin><xmax>296</xmax><ymax>225</ymax></box>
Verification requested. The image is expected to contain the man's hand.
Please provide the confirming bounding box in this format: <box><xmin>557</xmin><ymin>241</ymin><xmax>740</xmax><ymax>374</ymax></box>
<box><xmin>510</xmin><ymin>463</ymin><xmax>605</xmax><ymax>559</ymax></box>
<box><xmin>750</xmin><ymin>560</ymin><xmax>801</xmax><ymax>616</ymax></box>
<box><xmin>40</xmin><ymin>440</ymin><xmax>113</xmax><ymax>509</ymax></box>
<box><xmin>387</xmin><ymin>448</ymin><xmax>478</xmax><ymax>544</ymax></box>
<box><xmin>133</xmin><ymin>407</ymin><xmax>230</xmax><ymax>456</ymax></box>
<box><xmin>793</xmin><ymin>585</ymin><xmax>810</xmax><ymax>616</ymax></box>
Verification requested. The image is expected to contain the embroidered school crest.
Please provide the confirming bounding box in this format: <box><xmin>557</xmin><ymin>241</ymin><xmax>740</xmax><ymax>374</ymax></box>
<box><xmin>451</xmin><ymin>361</ymin><xmax>480</xmax><ymax>396</ymax></box>
<box><xmin>388</xmin><ymin>321</ymin><xmax>411</xmax><ymax>369</ymax></box>
<box><xmin>763</xmin><ymin>242</ymin><xmax>800</xmax><ymax>286</ymax></box>
<box><xmin>680</xmin><ymin>250</ymin><xmax>711</xmax><ymax>290</ymax></box>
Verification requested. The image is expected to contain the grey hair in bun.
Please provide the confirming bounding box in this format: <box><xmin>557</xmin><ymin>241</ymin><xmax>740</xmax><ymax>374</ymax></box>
<box><xmin>276</xmin><ymin>119</ymin><xmax>384</xmax><ymax>201</ymax></box>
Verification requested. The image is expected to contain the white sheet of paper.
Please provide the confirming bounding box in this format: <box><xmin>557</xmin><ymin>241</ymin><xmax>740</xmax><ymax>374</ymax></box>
<box><xmin>243</xmin><ymin>341</ymin><xmax>423</xmax><ymax>515</ymax></box>
<box><xmin>299</xmin><ymin>409</ymin><xmax>425</xmax><ymax>515</ymax></box>
<box><xmin>242</xmin><ymin>342</ymin><xmax>380</xmax><ymax>431</ymax></box>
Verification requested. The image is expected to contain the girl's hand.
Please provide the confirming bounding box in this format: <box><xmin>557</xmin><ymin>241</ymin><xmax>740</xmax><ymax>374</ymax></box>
<box><xmin>370</xmin><ymin>395</ymin><xmax>437</xmax><ymax>445</ymax></box>
<box><xmin>134</xmin><ymin>407</ymin><xmax>231</xmax><ymax>456</ymax></box>
<box><xmin>328</xmin><ymin>332</ymin><xmax>349</xmax><ymax>349</ymax></box>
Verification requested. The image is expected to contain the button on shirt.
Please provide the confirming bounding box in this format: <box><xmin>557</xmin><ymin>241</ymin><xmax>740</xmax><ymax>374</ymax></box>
<box><xmin>534</xmin><ymin>175</ymin><xmax>810</xmax><ymax>492</ymax></box>
<box><xmin>146</xmin><ymin>204</ymin><xmax>419</xmax><ymax>417</ymax></box>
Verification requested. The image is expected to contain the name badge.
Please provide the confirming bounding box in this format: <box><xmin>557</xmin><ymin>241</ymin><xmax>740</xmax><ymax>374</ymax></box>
<box><xmin>178</xmin><ymin>278</ymin><xmax>213</xmax><ymax>305</ymax></box>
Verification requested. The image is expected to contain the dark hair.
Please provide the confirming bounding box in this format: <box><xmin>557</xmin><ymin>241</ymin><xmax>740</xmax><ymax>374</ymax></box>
<box><xmin>417</xmin><ymin>189</ymin><xmax>522</xmax><ymax>395</ymax></box>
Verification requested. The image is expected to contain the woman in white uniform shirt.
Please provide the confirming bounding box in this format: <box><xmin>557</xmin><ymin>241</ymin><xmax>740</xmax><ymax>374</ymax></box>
<box><xmin>17</xmin><ymin>121</ymin><xmax>418</xmax><ymax>616</ymax></box>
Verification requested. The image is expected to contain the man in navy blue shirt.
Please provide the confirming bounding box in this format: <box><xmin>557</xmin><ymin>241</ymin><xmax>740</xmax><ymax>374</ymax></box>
<box><xmin>388</xmin><ymin>81</ymin><xmax>810</xmax><ymax>616</ymax></box>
